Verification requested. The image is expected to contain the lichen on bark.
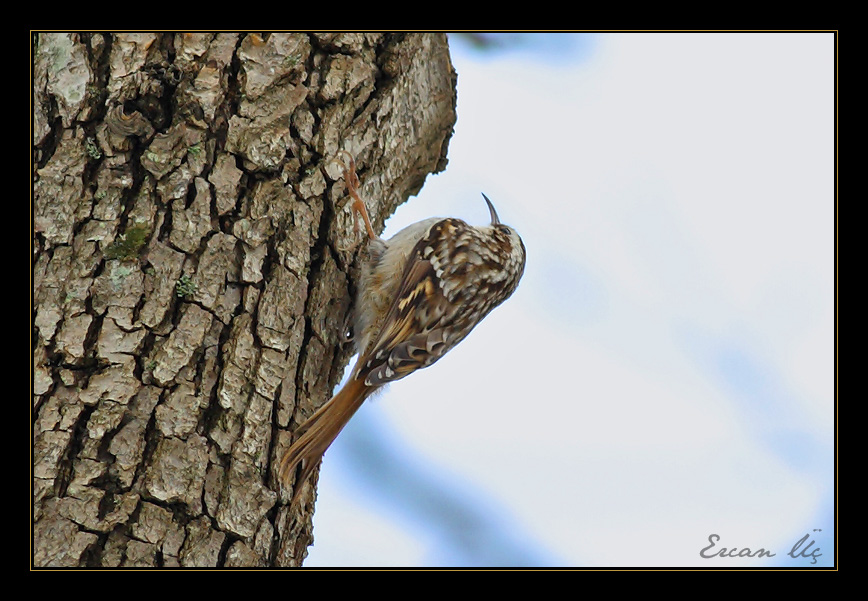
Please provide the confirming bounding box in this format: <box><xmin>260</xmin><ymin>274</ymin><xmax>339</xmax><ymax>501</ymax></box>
<box><xmin>33</xmin><ymin>32</ymin><xmax>456</xmax><ymax>567</ymax></box>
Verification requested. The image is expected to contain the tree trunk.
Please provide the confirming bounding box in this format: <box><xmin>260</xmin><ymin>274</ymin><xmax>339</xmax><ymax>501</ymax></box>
<box><xmin>32</xmin><ymin>32</ymin><xmax>456</xmax><ymax>567</ymax></box>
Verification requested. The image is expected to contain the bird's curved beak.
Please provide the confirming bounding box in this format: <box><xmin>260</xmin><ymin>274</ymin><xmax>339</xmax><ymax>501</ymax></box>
<box><xmin>482</xmin><ymin>193</ymin><xmax>500</xmax><ymax>225</ymax></box>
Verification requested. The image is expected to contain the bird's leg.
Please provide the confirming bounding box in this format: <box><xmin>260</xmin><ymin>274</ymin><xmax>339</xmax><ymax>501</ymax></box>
<box><xmin>336</xmin><ymin>151</ymin><xmax>377</xmax><ymax>241</ymax></box>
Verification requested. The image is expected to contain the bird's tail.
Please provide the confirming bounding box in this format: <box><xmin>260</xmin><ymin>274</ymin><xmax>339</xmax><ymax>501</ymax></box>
<box><xmin>278</xmin><ymin>377</ymin><xmax>372</xmax><ymax>504</ymax></box>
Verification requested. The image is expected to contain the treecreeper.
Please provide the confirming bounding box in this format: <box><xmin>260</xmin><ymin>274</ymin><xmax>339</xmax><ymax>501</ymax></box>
<box><xmin>279</xmin><ymin>152</ymin><xmax>527</xmax><ymax>504</ymax></box>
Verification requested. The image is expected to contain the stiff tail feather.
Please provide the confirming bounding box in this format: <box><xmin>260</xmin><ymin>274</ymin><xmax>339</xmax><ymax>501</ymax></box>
<box><xmin>279</xmin><ymin>377</ymin><xmax>371</xmax><ymax>504</ymax></box>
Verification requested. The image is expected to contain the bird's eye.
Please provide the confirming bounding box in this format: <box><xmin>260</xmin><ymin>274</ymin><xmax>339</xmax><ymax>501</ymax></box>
<box><xmin>498</xmin><ymin>225</ymin><xmax>511</xmax><ymax>236</ymax></box>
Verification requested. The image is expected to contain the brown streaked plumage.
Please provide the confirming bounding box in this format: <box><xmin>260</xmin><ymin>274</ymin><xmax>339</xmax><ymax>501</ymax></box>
<box><xmin>278</xmin><ymin>152</ymin><xmax>526</xmax><ymax>504</ymax></box>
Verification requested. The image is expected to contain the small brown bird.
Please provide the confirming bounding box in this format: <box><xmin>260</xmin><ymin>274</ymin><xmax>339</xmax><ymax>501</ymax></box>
<box><xmin>279</xmin><ymin>152</ymin><xmax>526</xmax><ymax>503</ymax></box>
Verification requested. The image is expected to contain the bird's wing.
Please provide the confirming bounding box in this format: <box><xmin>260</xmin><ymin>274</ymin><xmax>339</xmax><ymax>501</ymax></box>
<box><xmin>357</xmin><ymin>218</ymin><xmax>496</xmax><ymax>387</ymax></box>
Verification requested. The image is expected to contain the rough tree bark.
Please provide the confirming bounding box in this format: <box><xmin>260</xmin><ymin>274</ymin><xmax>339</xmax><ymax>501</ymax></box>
<box><xmin>32</xmin><ymin>32</ymin><xmax>457</xmax><ymax>567</ymax></box>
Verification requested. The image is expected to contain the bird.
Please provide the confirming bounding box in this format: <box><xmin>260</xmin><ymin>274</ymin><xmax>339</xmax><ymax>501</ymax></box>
<box><xmin>278</xmin><ymin>151</ymin><xmax>526</xmax><ymax>504</ymax></box>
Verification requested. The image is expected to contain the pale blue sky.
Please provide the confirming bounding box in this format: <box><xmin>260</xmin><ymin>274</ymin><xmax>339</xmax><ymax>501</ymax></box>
<box><xmin>304</xmin><ymin>32</ymin><xmax>835</xmax><ymax>568</ymax></box>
